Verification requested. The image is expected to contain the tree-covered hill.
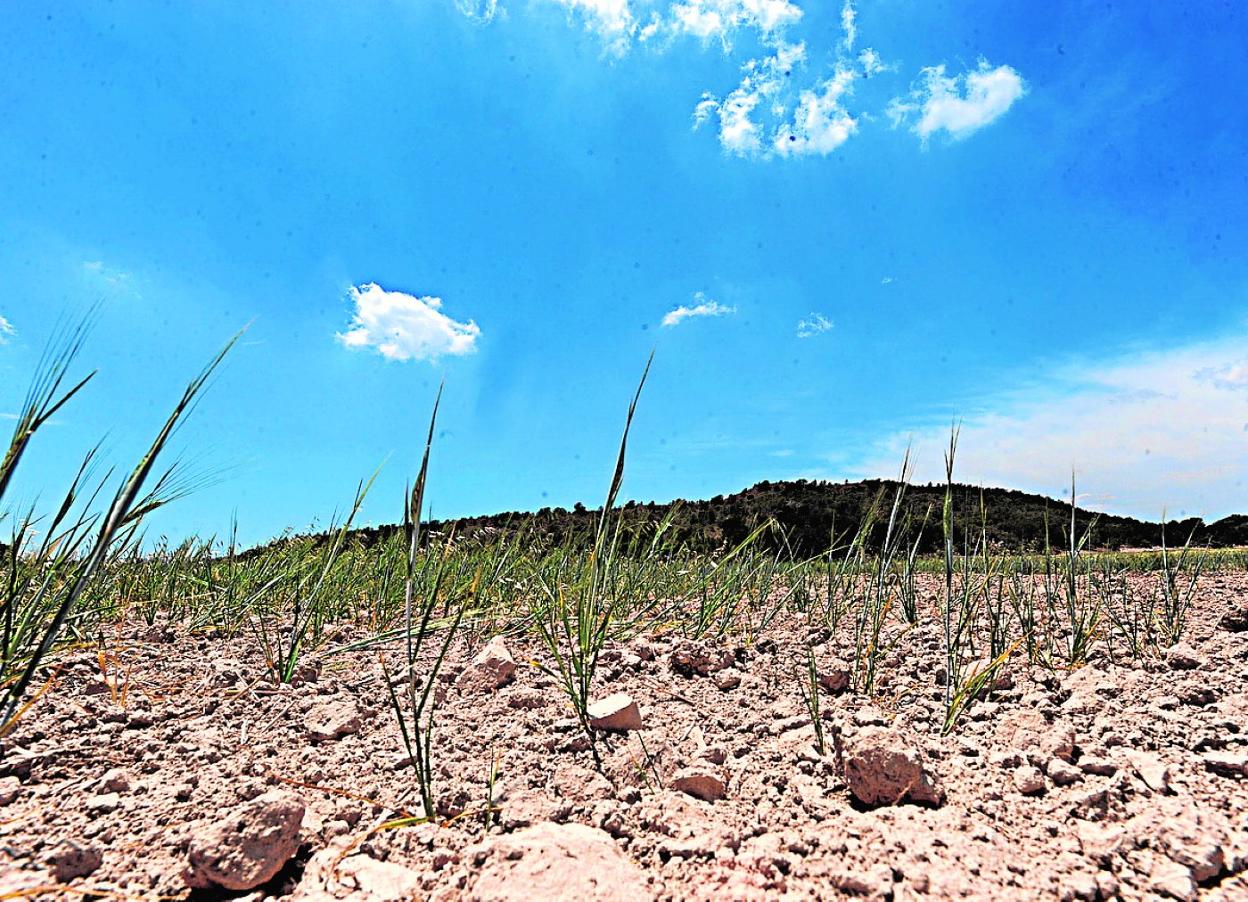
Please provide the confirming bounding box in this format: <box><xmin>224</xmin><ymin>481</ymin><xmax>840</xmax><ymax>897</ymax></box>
<box><xmin>343</xmin><ymin>479</ymin><xmax>1247</xmax><ymax>557</ymax></box>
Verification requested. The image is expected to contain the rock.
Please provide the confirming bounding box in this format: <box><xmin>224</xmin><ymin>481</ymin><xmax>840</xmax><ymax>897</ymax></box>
<box><xmin>456</xmin><ymin>636</ymin><xmax>517</xmax><ymax>694</ymax></box>
<box><xmin>469</xmin><ymin>822</ymin><xmax>653</xmax><ymax>901</ymax></box>
<box><xmin>816</xmin><ymin>658</ymin><xmax>852</xmax><ymax>694</ymax></box>
<box><xmin>0</xmin><ymin>776</ymin><xmax>20</xmax><ymax>806</ymax></box>
<box><xmin>587</xmin><ymin>694</ymin><xmax>643</xmax><ymax>732</ymax></box>
<box><xmin>1125</xmin><ymin>751</ymin><xmax>1171</xmax><ymax>793</ymax></box>
<box><xmin>307</xmin><ymin>701</ymin><xmax>362</xmax><ymax>743</ymax></box>
<box><xmin>1013</xmin><ymin>765</ymin><xmax>1047</xmax><ymax>796</ymax></box>
<box><xmin>671</xmin><ymin>768</ymin><xmax>727</xmax><ymax>802</ymax></box>
<box><xmin>185</xmin><ymin>790</ymin><xmax>305</xmax><ymax>891</ymax></box>
<box><xmin>1218</xmin><ymin>602</ymin><xmax>1248</xmax><ymax>632</ymax></box>
<box><xmin>843</xmin><ymin>726</ymin><xmax>943</xmax><ymax>807</ymax></box>
<box><xmin>1047</xmin><ymin>758</ymin><xmax>1083</xmax><ymax>786</ymax></box>
<box><xmin>670</xmin><ymin>641</ymin><xmax>734</xmax><ymax>677</ymax></box>
<box><xmin>714</xmin><ymin>669</ymin><xmax>743</xmax><ymax>691</ymax></box>
<box><xmin>86</xmin><ymin>792</ymin><xmax>120</xmax><ymax>813</ymax></box>
<box><xmin>1165</xmin><ymin>643</ymin><xmax>1203</xmax><ymax>671</ymax></box>
<box><xmin>994</xmin><ymin>709</ymin><xmax>1076</xmax><ymax>763</ymax></box>
<box><xmin>1203</xmin><ymin>750</ymin><xmax>1248</xmax><ymax>777</ymax></box>
<box><xmin>99</xmin><ymin>768</ymin><xmax>131</xmax><ymax>793</ymax></box>
<box><xmin>46</xmin><ymin>840</ymin><xmax>103</xmax><ymax>882</ymax></box>
<box><xmin>1150</xmin><ymin>857</ymin><xmax>1197</xmax><ymax>901</ymax></box>
<box><xmin>1078</xmin><ymin>756</ymin><xmax>1117</xmax><ymax>776</ymax></box>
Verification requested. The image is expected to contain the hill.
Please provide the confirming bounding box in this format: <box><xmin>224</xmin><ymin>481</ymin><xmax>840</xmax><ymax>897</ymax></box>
<box><xmin>346</xmin><ymin>479</ymin><xmax>1248</xmax><ymax>557</ymax></box>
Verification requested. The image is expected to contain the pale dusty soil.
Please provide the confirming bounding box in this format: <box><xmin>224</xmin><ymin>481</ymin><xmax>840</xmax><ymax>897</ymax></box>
<box><xmin>2</xmin><ymin>573</ymin><xmax>1247</xmax><ymax>901</ymax></box>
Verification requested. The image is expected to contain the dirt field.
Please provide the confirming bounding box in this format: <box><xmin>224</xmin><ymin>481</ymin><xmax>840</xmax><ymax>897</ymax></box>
<box><xmin>2</xmin><ymin>574</ymin><xmax>1246</xmax><ymax>900</ymax></box>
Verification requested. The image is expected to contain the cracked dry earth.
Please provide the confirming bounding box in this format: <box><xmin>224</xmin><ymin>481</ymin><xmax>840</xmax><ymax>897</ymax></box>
<box><xmin>2</xmin><ymin>574</ymin><xmax>1247</xmax><ymax>901</ymax></box>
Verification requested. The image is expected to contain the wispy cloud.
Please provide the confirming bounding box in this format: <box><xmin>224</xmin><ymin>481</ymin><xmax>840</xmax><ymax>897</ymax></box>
<box><xmin>548</xmin><ymin>0</ymin><xmax>637</xmax><ymax>53</ymax></box>
<box><xmin>456</xmin><ymin>0</ymin><xmax>501</xmax><ymax>24</ymax></box>
<box><xmin>888</xmin><ymin>60</ymin><xmax>1026</xmax><ymax>142</ymax></box>
<box><xmin>337</xmin><ymin>282</ymin><xmax>481</xmax><ymax>363</ymax></box>
<box><xmin>662</xmin><ymin>292</ymin><xmax>736</xmax><ymax>327</ymax></box>
<box><xmin>474</xmin><ymin>2</ymin><xmax>1023</xmax><ymax>158</ymax></box>
<box><xmin>855</xmin><ymin>334</ymin><xmax>1248</xmax><ymax>520</ymax></box>
<box><xmin>0</xmin><ymin>315</ymin><xmax>13</xmax><ymax>344</ymax></box>
<box><xmin>796</xmin><ymin>312</ymin><xmax>833</xmax><ymax>337</ymax></box>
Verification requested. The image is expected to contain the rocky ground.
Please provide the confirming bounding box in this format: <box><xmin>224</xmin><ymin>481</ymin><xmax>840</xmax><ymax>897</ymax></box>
<box><xmin>1</xmin><ymin>573</ymin><xmax>1247</xmax><ymax>900</ymax></box>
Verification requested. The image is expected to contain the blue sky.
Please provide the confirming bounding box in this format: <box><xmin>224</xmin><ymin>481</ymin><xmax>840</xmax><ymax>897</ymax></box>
<box><xmin>1</xmin><ymin>0</ymin><xmax>1246</xmax><ymax>545</ymax></box>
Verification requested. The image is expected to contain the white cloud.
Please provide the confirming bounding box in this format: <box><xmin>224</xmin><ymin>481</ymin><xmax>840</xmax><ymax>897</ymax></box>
<box><xmin>839</xmin><ymin>0</ymin><xmax>856</xmax><ymax>52</ymax></box>
<box><xmin>695</xmin><ymin>40</ymin><xmax>815</xmax><ymax>158</ymax></box>
<box><xmin>662</xmin><ymin>292</ymin><xmax>736</xmax><ymax>327</ymax></box>
<box><xmin>669</xmin><ymin>0</ymin><xmax>803</xmax><ymax>46</ymax></box>
<box><xmin>0</xmin><ymin>315</ymin><xmax>13</xmax><ymax>344</ymax></box>
<box><xmin>456</xmin><ymin>0</ymin><xmax>501</xmax><ymax>24</ymax></box>
<box><xmin>890</xmin><ymin>59</ymin><xmax>1026</xmax><ymax>142</ymax></box>
<box><xmin>337</xmin><ymin>282</ymin><xmax>481</xmax><ymax>363</ymax></box>
<box><xmin>547</xmin><ymin>0</ymin><xmax>637</xmax><ymax>52</ymax></box>
<box><xmin>796</xmin><ymin>312</ymin><xmax>833</xmax><ymax>337</ymax></box>
<box><xmin>855</xmin><ymin>334</ymin><xmax>1248</xmax><ymax>521</ymax></box>
<box><xmin>773</xmin><ymin>68</ymin><xmax>857</xmax><ymax>157</ymax></box>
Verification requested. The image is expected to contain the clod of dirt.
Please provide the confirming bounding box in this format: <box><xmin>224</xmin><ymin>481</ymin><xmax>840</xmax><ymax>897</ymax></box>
<box><xmin>1125</xmin><ymin>750</ymin><xmax>1171</xmax><ymax>793</ymax></box>
<box><xmin>46</xmin><ymin>840</ymin><xmax>102</xmax><ymax>882</ymax></box>
<box><xmin>1013</xmin><ymin>764</ymin><xmax>1046</xmax><ymax>796</ymax></box>
<box><xmin>842</xmin><ymin>726</ymin><xmax>944</xmax><ymax>807</ymax></box>
<box><xmin>993</xmin><ymin>708</ymin><xmax>1076</xmax><ymax>764</ymax></box>
<box><xmin>307</xmin><ymin>701</ymin><xmax>362</xmax><ymax>743</ymax></box>
<box><xmin>468</xmin><ymin>822</ymin><xmax>653</xmax><ymax>901</ymax></box>
<box><xmin>456</xmin><ymin>636</ymin><xmax>517</xmax><ymax>694</ymax></box>
<box><xmin>587</xmin><ymin>693</ymin><xmax>643</xmax><ymax>731</ymax></box>
<box><xmin>1165</xmin><ymin>642</ymin><xmax>1203</xmax><ymax>670</ymax></box>
<box><xmin>816</xmin><ymin>655</ymin><xmax>852</xmax><ymax>693</ymax></box>
<box><xmin>0</xmin><ymin>776</ymin><xmax>20</xmax><ymax>806</ymax></box>
<box><xmin>184</xmin><ymin>790</ymin><xmax>305</xmax><ymax>891</ymax></box>
<box><xmin>670</xmin><ymin>641</ymin><xmax>734</xmax><ymax>677</ymax></box>
<box><xmin>670</xmin><ymin>767</ymin><xmax>727</xmax><ymax>802</ymax></box>
<box><xmin>1218</xmin><ymin>600</ymin><xmax>1248</xmax><ymax>632</ymax></box>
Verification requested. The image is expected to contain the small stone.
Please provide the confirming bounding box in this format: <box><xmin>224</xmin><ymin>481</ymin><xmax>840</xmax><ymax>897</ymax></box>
<box><xmin>87</xmin><ymin>792</ymin><xmax>120</xmax><ymax>813</ymax></box>
<box><xmin>46</xmin><ymin>840</ymin><xmax>103</xmax><ymax>882</ymax></box>
<box><xmin>671</xmin><ymin>768</ymin><xmax>727</xmax><ymax>802</ymax></box>
<box><xmin>307</xmin><ymin>701</ymin><xmax>361</xmax><ymax>743</ymax></box>
<box><xmin>714</xmin><ymin>669</ymin><xmax>742</xmax><ymax>691</ymax></box>
<box><xmin>185</xmin><ymin>790</ymin><xmax>305</xmax><ymax>891</ymax></box>
<box><xmin>100</xmin><ymin>768</ymin><xmax>132</xmax><ymax>793</ymax></box>
<box><xmin>1150</xmin><ymin>857</ymin><xmax>1197</xmax><ymax>901</ymax></box>
<box><xmin>1202</xmin><ymin>750</ymin><xmax>1248</xmax><ymax>778</ymax></box>
<box><xmin>1047</xmin><ymin>758</ymin><xmax>1082</xmax><ymax>786</ymax></box>
<box><xmin>670</xmin><ymin>641</ymin><xmax>734</xmax><ymax>677</ymax></box>
<box><xmin>1078</xmin><ymin>756</ymin><xmax>1117</xmax><ymax>776</ymax></box>
<box><xmin>1013</xmin><ymin>765</ymin><xmax>1046</xmax><ymax>796</ymax></box>
<box><xmin>587</xmin><ymin>694</ymin><xmax>643</xmax><ymax>732</ymax></box>
<box><xmin>1165</xmin><ymin>643</ymin><xmax>1203</xmax><ymax>671</ymax></box>
<box><xmin>1218</xmin><ymin>602</ymin><xmax>1248</xmax><ymax>632</ymax></box>
<box><xmin>843</xmin><ymin>726</ymin><xmax>943</xmax><ymax>807</ymax></box>
<box><xmin>1125</xmin><ymin>751</ymin><xmax>1171</xmax><ymax>793</ymax></box>
<box><xmin>456</xmin><ymin>636</ymin><xmax>517</xmax><ymax>694</ymax></box>
<box><xmin>817</xmin><ymin>660</ymin><xmax>852</xmax><ymax>694</ymax></box>
<box><xmin>0</xmin><ymin>776</ymin><xmax>20</xmax><ymax>806</ymax></box>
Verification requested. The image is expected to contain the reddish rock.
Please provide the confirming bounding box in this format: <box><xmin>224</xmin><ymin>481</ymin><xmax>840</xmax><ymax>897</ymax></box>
<box><xmin>185</xmin><ymin>791</ymin><xmax>304</xmax><ymax>891</ymax></box>
<box><xmin>456</xmin><ymin>636</ymin><xmax>517</xmax><ymax>694</ymax></box>
<box><xmin>587</xmin><ymin>693</ymin><xmax>643</xmax><ymax>731</ymax></box>
<box><xmin>843</xmin><ymin>726</ymin><xmax>943</xmax><ymax>807</ymax></box>
<box><xmin>671</xmin><ymin>767</ymin><xmax>727</xmax><ymax>802</ymax></box>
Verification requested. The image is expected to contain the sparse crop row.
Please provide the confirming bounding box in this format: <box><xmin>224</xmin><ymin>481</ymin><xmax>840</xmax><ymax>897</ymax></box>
<box><xmin>0</xmin><ymin>323</ymin><xmax>1233</xmax><ymax>764</ymax></box>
